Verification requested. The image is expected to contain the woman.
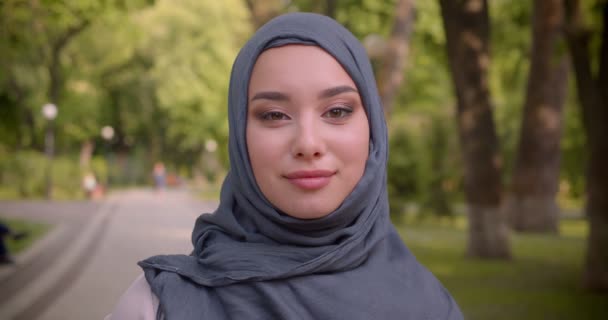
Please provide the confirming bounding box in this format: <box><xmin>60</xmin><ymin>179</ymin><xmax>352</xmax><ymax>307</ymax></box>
<box><xmin>108</xmin><ymin>12</ymin><xmax>463</xmax><ymax>319</ymax></box>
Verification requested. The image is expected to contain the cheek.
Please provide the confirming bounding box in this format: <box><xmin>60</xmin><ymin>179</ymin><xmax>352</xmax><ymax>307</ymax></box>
<box><xmin>340</xmin><ymin>118</ymin><xmax>370</xmax><ymax>169</ymax></box>
<box><xmin>247</xmin><ymin>126</ymin><xmax>264</xmax><ymax>175</ymax></box>
<box><xmin>246</xmin><ymin>125</ymin><xmax>283</xmax><ymax>179</ymax></box>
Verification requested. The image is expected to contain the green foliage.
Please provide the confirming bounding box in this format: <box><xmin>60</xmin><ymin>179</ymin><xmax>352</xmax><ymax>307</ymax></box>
<box><xmin>398</xmin><ymin>0</ymin><xmax>452</xmax><ymax>113</ymax></box>
<box><xmin>387</xmin><ymin>128</ymin><xmax>420</xmax><ymax>220</ymax></box>
<box><xmin>136</xmin><ymin>0</ymin><xmax>250</xmax><ymax>154</ymax></box>
<box><xmin>419</xmin><ymin>116</ymin><xmax>460</xmax><ymax>217</ymax></box>
<box><xmin>0</xmin><ymin>0</ymin><xmax>590</xmax><ymax>205</ymax></box>
<box><xmin>50</xmin><ymin>155</ymin><xmax>85</xmax><ymax>199</ymax></box>
<box><xmin>489</xmin><ymin>1</ymin><xmax>532</xmax><ymax>181</ymax></box>
<box><xmin>0</xmin><ymin>0</ymin><xmax>152</xmax><ymax>151</ymax></box>
<box><xmin>387</xmin><ymin>113</ymin><xmax>463</xmax><ymax>221</ymax></box>
<box><xmin>385</xmin><ymin>1</ymin><xmax>460</xmax><ymax>220</ymax></box>
<box><xmin>1</xmin><ymin>217</ymin><xmax>51</xmax><ymax>255</ymax></box>
<box><xmin>334</xmin><ymin>0</ymin><xmax>396</xmax><ymax>39</ymax></box>
<box><xmin>0</xmin><ymin>0</ymin><xmax>248</xmax><ymax>184</ymax></box>
<box><xmin>89</xmin><ymin>156</ymin><xmax>109</xmax><ymax>186</ymax></box>
<box><xmin>0</xmin><ymin>150</ymin><xmax>94</xmax><ymax>200</ymax></box>
<box><xmin>107</xmin><ymin>146</ymin><xmax>153</xmax><ymax>186</ymax></box>
<box><xmin>396</xmin><ymin>217</ymin><xmax>606</xmax><ymax>319</ymax></box>
<box><xmin>0</xmin><ymin>0</ymin><xmax>244</xmax><ymax>194</ymax></box>
<box><xmin>290</xmin><ymin>0</ymin><xmax>397</xmax><ymax>38</ymax></box>
<box><xmin>560</xmin><ymin>93</ymin><xmax>587</xmax><ymax>200</ymax></box>
<box><xmin>63</xmin><ymin>0</ymin><xmax>250</xmax><ymax>171</ymax></box>
<box><xmin>0</xmin><ymin>151</ymin><xmax>47</xmax><ymax>198</ymax></box>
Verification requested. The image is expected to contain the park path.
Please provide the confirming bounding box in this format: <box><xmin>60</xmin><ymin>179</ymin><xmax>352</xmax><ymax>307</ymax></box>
<box><xmin>0</xmin><ymin>188</ymin><xmax>217</xmax><ymax>320</ymax></box>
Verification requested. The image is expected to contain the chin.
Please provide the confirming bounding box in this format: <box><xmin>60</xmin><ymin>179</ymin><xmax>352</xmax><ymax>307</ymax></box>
<box><xmin>282</xmin><ymin>201</ymin><xmax>339</xmax><ymax>220</ymax></box>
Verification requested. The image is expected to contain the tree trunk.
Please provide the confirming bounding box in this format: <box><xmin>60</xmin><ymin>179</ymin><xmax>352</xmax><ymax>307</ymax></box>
<box><xmin>43</xmin><ymin>20</ymin><xmax>90</xmax><ymax>199</ymax></box>
<box><xmin>6</xmin><ymin>77</ymin><xmax>28</xmax><ymax>150</ymax></box>
<box><xmin>507</xmin><ymin>0</ymin><xmax>568</xmax><ymax>233</ymax></box>
<box><xmin>439</xmin><ymin>0</ymin><xmax>511</xmax><ymax>259</ymax></box>
<box><xmin>325</xmin><ymin>0</ymin><xmax>337</xmax><ymax>19</ymax></box>
<box><xmin>245</xmin><ymin>0</ymin><xmax>284</xmax><ymax>29</ymax></box>
<box><xmin>19</xmin><ymin>97</ymin><xmax>40</xmax><ymax>150</ymax></box>
<box><xmin>6</xmin><ymin>75</ymin><xmax>41</xmax><ymax>150</ymax></box>
<box><xmin>378</xmin><ymin>0</ymin><xmax>415</xmax><ymax>116</ymax></box>
<box><xmin>564</xmin><ymin>0</ymin><xmax>608</xmax><ymax>292</ymax></box>
<box><xmin>426</xmin><ymin>118</ymin><xmax>453</xmax><ymax>217</ymax></box>
<box><xmin>79</xmin><ymin>140</ymin><xmax>95</xmax><ymax>169</ymax></box>
<box><xmin>47</xmin><ymin>20</ymin><xmax>90</xmax><ymax>105</ymax></box>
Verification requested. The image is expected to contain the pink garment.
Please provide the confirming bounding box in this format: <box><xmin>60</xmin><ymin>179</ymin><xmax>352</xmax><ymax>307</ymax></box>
<box><xmin>105</xmin><ymin>274</ymin><xmax>159</xmax><ymax>320</ymax></box>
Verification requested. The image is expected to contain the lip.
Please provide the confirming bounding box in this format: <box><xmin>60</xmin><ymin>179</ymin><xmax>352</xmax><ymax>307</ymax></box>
<box><xmin>284</xmin><ymin>170</ymin><xmax>336</xmax><ymax>190</ymax></box>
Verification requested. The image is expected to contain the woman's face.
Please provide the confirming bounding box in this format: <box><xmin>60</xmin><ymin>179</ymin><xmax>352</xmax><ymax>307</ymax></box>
<box><xmin>246</xmin><ymin>45</ymin><xmax>370</xmax><ymax>219</ymax></box>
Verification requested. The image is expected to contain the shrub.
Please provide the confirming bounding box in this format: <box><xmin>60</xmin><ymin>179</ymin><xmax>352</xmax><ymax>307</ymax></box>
<box><xmin>0</xmin><ymin>150</ymin><xmax>90</xmax><ymax>199</ymax></box>
<box><xmin>387</xmin><ymin>129</ymin><xmax>421</xmax><ymax>221</ymax></box>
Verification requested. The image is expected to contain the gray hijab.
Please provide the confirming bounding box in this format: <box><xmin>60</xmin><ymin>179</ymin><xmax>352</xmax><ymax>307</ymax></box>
<box><xmin>139</xmin><ymin>12</ymin><xmax>463</xmax><ymax>320</ymax></box>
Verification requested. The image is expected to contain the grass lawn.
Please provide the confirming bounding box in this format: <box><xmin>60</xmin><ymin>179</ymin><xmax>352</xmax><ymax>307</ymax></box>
<box><xmin>395</xmin><ymin>216</ymin><xmax>607</xmax><ymax>319</ymax></box>
<box><xmin>2</xmin><ymin>217</ymin><xmax>51</xmax><ymax>255</ymax></box>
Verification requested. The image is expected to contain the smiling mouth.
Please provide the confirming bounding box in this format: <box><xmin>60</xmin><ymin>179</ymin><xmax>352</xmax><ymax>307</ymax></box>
<box><xmin>284</xmin><ymin>170</ymin><xmax>336</xmax><ymax>190</ymax></box>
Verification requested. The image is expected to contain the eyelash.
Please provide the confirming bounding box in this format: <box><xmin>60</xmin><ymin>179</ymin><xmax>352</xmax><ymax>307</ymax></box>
<box><xmin>323</xmin><ymin>105</ymin><xmax>353</xmax><ymax>119</ymax></box>
<box><xmin>256</xmin><ymin>105</ymin><xmax>354</xmax><ymax>122</ymax></box>
<box><xmin>259</xmin><ymin>111</ymin><xmax>290</xmax><ymax>121</ymax></box>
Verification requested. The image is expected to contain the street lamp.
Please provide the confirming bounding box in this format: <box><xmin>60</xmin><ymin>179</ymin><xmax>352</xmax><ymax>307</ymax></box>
<box><xmin>203</xmin><ymin>138</ymin><xmax>219</xmax><ymax>183</ymax></box>
<box><xmin>101</xmin><ymin>125</ymin><xmax>115</xmax><ymax>141</ymax></box>
<box><xmin>205</xmin><ymin>139</ymin><xmax>218</xmax><ymax>153</ymax></box>
<box><xmin>42</xmin><ymin>103</ymin><xmax>57</xmax><ymax>200</ymax></box>
<box><xmin>101</xmin><ymin>126</ymin><xmax>114</xmax><ymax>188</ymax></box>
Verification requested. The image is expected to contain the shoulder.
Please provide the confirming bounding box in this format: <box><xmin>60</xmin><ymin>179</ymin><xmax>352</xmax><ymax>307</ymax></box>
<box><xmin>105</xmin><ymin>273</ymin><xmax>159</xmax><ymax>320</ymax></box>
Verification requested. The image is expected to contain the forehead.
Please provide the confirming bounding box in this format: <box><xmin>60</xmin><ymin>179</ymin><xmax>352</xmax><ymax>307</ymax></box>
<box><xmin>248</xmin><ymin>45</ymin><xmax>356</xmax><ymax>91</ymax></box>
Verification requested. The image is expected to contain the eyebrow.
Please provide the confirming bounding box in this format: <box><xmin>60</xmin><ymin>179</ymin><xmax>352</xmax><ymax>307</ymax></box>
<box><xmin>318</xmin><ymin>85</ymin><xmax>358</xmax><ymax>99</ymax></box>
<box><xmin>250</xmin><ymin>91</ymin><xmax>289</xmax><ymax>102</ymax></box>
<box><xmin>249</xmin><ymin>85</ymin><xmax>359</xmax><ymax>102</ymax></box>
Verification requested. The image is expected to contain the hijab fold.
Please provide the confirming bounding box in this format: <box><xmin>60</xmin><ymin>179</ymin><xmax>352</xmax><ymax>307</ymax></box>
<box><xmin>139</xmin><ymin>12</ymin><xmax>463</xmax><ymax>320</ymax></box>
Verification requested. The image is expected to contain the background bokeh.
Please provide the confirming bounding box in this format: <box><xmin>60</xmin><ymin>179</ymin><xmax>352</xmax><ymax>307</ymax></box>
<box><xmin>1</xmin><ymin>0</ymin><xmax>607</xmax><ymax>319</ymax></box>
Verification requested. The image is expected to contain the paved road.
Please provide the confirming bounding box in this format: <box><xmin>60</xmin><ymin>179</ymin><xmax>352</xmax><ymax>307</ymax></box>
<box><xmin>0</xmin><ymin>188</ymin><xmax>217</xmax><ymax>320</ymax></box>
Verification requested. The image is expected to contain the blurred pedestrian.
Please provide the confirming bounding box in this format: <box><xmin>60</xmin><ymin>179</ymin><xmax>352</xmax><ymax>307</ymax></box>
<box><xmin>82</xmin><ymin>172</ymin><xmax>98</xmax><ymax>199</ymax></box>
<box><xmin>153</xmin><ymin>162</ymin><xmax>166</xmax><ymax>191</ymax></box>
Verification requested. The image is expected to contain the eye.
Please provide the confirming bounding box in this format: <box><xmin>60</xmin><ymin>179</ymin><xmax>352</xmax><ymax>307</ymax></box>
<box><xmin>260</xmin><ymin>111</ymin><xmax>290</xmax><ymax>121</ymax></box>
<box><xmin>323</xmin><ymin>106</ymin><xmax>353</xmax><ymax>119</ymax></box>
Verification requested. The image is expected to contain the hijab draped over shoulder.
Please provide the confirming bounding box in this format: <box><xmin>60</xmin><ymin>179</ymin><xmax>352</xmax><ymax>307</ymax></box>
<box><xmin>139</xmin><ymin>12</ymin><xmax>463</xmax><ymax>320</ymax></box>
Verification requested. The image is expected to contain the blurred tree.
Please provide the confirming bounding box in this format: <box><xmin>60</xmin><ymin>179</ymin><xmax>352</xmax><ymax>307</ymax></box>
<box><xmin>0</xmin><ymin>0</ymin><xmax>591</xmax><ymax>209</ymax></box>
<box><xmin>439</xmin><ymin>0</ymin><xmax>511</xmax><ymax>259</ymax></box>
<box><xmin>136</xmin><ymin>0</ymin><xmax>250</xmax><ymax>170</ymax></box>
<box><xmin>377</xmin><ymin>0</ymin><xmax>415</xmax><ymax>116</ymax></box>
<box><xmin>560</xmin><ymin>96</ymin><xmax>587</xmax><ymax>200</ymax></box>
<box><xmin>274</xmin><ymin>0</ymin><xmax>397</xmax><ymax>42</ymax></box>
<box><xmin>82</xmin><ymin>0</ymin><xmax>250</xmax><ymax>174</ymax></box>
<box><xmin>245</xmin><ymin>0</ymin><xmax>286</xmax><ymax>28</ymax></box>
<box><xmin>564</xmin><ymin>0</ymin><xmax>608</xmax><ymax>292</ymax></box>
<box><xmin>0</xmin><ymin>1</ymin><xmax>155</xmax><ymax>196</ymax></box>
<box><xmin>488</xmin><ymin>1</ymin><xmax>531</xmax><ymax>179</ymax></box>
<box><xmin>422</xmin><ymin>116</ymin><xmax>455</xmax><ymax>218</ymax></box>
<box><xmin>506</xmin><ymin>0</ymin><xmax>569</xmax><ymax>233</ymax></box>
<box><xmin>387</xmin><ymin>128</ymin><xmax>420</xmax><ymax>221</ymax></box>
<box><xmin>0</xmin><ymin>0</ymin><xmax>249</xmax><ymax>194</ymax></box>
<box><xmin>0</xmin><ymin>1</ymin><xmax>153</xmax><ymax>151</ymax></box>
<box><xmin>1</xmin><ymin>0</ymin><xmax>55</xmax><ymax>150</ymax></box>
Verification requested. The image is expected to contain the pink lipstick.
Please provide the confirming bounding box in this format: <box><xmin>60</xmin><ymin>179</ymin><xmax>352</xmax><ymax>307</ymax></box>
<box><xmin>284</xmin><ymin>170</ymin><xmax>335</xmax><ymax>190</ymax></box>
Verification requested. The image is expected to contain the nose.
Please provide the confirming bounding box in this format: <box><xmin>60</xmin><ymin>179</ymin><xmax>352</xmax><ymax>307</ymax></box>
<box><xmin>291</xmin><ymin>117</ymin><xmax>326</xmax><ymax>159</ymax></box>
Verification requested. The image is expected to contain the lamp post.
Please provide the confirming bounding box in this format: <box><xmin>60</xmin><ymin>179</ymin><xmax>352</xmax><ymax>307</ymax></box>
<box><xmin>42</xmin><ymin>103</ymin><xmax>57</xmax><ymax>200</ymax></box>
<box><xmin>205</xmin><ymin>139</ymin><xmax>218</xmax><ymax>154</ymax></box>
<box><xmin>204</xmin><ymin>138</ymin><xmax>218</xmax><ymax>183</ymax></box>
<box><xmin>101</xmin><ymin>126</ymin><xmax>115</xmax><ymax>188</ymax></box>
